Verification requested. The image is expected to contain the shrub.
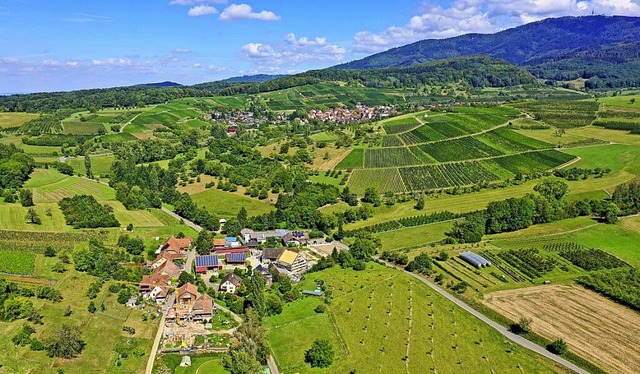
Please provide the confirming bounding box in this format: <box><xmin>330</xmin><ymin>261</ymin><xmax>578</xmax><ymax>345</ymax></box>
<box><xmin>314</xmin><ymin>304</ymin><xmax>327</xmax><ymax>313</ymax></box>
<box><xmin>305</xmin><ymin>339</ymin><xmax>335</xmax><ymax>368</ymax></box>
<box><xmin>547</xmin><ymin>339</ymin><xmax>568</xmax><ymax>355</ymax></box>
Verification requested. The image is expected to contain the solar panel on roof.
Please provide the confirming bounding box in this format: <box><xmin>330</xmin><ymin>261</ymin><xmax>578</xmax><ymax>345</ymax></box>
<box><xmin>226</xmin><ymin>253</ymin><xmax>247</xmax><ymax>263</ymax></box>
<box><xmin>195</xmin><ymin>255</ymin><xmax>219</xmax><ymax>267</ymax></box>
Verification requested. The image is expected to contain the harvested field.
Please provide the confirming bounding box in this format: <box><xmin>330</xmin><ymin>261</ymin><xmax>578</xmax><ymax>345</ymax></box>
<box><xmin>484</xmin><ymin>285</ymin><xmax>640</xmax><ymax>374</ymax></box>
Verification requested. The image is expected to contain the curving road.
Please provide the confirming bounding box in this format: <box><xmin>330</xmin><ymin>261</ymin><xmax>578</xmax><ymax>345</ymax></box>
<box><xmin>384</xmin><ymin>261</ymin><xmax>589</xmax><ymax>374</ymax></box>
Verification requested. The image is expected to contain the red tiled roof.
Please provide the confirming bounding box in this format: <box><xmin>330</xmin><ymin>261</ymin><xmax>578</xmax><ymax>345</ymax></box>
<box><xmin>162</xmin><ymin>236</ymin><xmax>193</xmax><ymax>252</ymax></box>
<box><xmin>152</xmin><ymin>260</ymin><xmax>182</xmax><ymax>279</ymax></box>
<box><xmin>140</xmin><ymin>274</ymin><xmax>170</xmax><ymax>288</ymax></box>
<box><xmin>177</xmin><ymin>283</ymin><xmax>199</xmax><ymax>299</ymax></box>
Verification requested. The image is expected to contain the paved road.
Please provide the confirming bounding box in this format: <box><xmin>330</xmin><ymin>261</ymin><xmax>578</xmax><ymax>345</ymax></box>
<box><xmin>384</xmin><ymin>262</ymin><xmax>589</xmax><ymax>374</ymax></box>
<box><xmin>185</xmin><ymin>249</ymin><xmax>197</xmax><ymax>274</ymax></box>
<box><xmin>161</xmin><ymin>206</ymin><xmax>203</xmax><ymax>232</ymax></box>
<box><xmin>145</xmin><ymin>313</ymin><xmax>166</xmax><ymax>374</ymax></box>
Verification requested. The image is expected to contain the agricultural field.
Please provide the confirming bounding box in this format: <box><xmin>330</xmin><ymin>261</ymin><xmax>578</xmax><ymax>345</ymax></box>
<box><xmin>0</xmin><ymin>250</ymin><xmax>36</xmax><ymax>274</ymax></box>
<box><xmin>376</xmin><ymin>220</ymin><xmax>455</xmax><ymax>250</ymax></box>
<box><xmin>348</xmin><ymin>168</ymin><xmax>406</xmax><ymax>194</ymax></box>
<box><xmin>62</xmin><ymin>122</ymin><xmax>106</xmax><ymax>135</ymax></box>
<box><xmin>132</xmin><ymin>102</ymin><xmax>202</xmax><ymax>126</ymax></box>
<box><xmin>154</xmin><ymin>354</ymin><xmax>228</xmax><ymax>374</ymax></box>
<box><xmin>266</xmin><ymin>265</ymin><xmax>569</xmax><ymax>373</ymax></box>
<box><xmin>0</xmin><ymin>112</ymin><xmax>39</xmax><ymax>129</ymax></box>
<box><xmin>514</xmin><ymin>101</ymin><xmax>599</xmax><ymax>128</ymax></box>
<box><xmin>419</xmin><ymin>136</ymin><xmax>504</xmax><ymax>162</ymax></box>
<box><xmin>484</xmin><ymin>285</ymin><xmax>640</xmax><ymax>374</ymax></box>
<box><xmin>399</xmin><ymin>162</ymin><xmax>501</xmax><ymax>190</ymax></box>
<box><xmin>365</xmin><ymin>147</ymin><xmax>422</xmax><ymax>168</ymax></box>
<box><xmin>335</xmin><ymin>148</ymin><xmax>364</xmax><ymax>169</ymax></box>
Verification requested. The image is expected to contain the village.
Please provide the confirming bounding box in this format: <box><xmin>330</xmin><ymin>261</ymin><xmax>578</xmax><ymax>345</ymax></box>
<box><xmin>133</xmin><ymin>226</ymin><xmax>331</xmax><ymax>365</ymax></box>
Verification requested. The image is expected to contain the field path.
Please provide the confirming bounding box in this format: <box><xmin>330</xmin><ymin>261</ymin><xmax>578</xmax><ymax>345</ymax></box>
<box><xmin>120</xmin><ymin>107</ymin><xmax>153</xmax><ymax>133</ymax></box>
<box><xmin>382</xmin><ymin>261</ymin><xmax>589</xmax><ymax>374</ymax></box>
<box><xmin>145</xmin><ymin>313</ymin><xmax>166</xmax><ymax>374</ymax></box>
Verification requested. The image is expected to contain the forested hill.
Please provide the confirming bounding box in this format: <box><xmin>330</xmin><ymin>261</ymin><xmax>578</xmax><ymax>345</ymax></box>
<box><xmin>0</xmin><ymin>56</ymin><xmax>535</xmax><ymax>112</ymax></box>
<box><xmin>335</xmin><ymin>16</ymin><xmax>640</xmax><ymax>69</ymax></box>
<box><xmin>216</xmin><ymin>56</ymin><xmax>538</xmax><ymax>95</ymax></box>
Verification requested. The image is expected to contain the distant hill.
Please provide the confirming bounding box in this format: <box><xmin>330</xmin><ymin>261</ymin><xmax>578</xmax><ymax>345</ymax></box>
<box><xmin>139</xmin><ymin>81</ymin><xmax>182</xmax><ymax>88</ymax></box>
<box><xmin>336</xmin><ymin>16</ymin><xmax>640</xmax><ymax>69</ymax></box>
<box><xmin>334</xmin><ymin>16</ymin><xmax>640</xmax><ymax>88</ymax></box>
<box><xmin>220</xmin><ymin>74</ymin><xmax>288</xmax><ymax>83</ymax></box>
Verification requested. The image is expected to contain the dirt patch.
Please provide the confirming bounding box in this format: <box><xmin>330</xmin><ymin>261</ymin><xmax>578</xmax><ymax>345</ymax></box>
<box><xmin>484</xmin><ymin>284</ymin><xmax>640</xmax><ymax>374</ymax></box>
<box><xmin>315</xmin><ymin>148</ymin><xmax>351</xmax><ymax>171</ymax></box>
<box><xmin>0</xmin><ymin>274</ymin><xmax>56</xmax><ymax>286</ymax></box>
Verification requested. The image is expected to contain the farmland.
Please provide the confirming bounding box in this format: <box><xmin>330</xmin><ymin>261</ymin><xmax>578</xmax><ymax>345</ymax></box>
<box><xmin>335</xmin><ymin>148</ymin><xmax>364</xmax><ymax>169</ymax></box>
<box><xmin>62</xmin><ymin>121</ymin><xmax>106</xmax><ymax>135</ymax></box>
<box><xmin>0</xmin><ymin>250</ymin><xmax>36</xmax><ymax>274</ymax></box>
<box><xmin>514</xmin><ymin>101</ymin><xmax>600</xmax><ymax>128</ymax></box>
<box><xmin>190</xmin><ymin>186</ymin><xmax>276</xmax><ymax>219</ymax></box>
<box><xmin>484</xmin><ymin>285</ymin><xmax>640</xmax><ymax>374</ymax></box>
<box><xmin>266</xmin><ymin>265</ymin><xmax>567</xmax><ymax>374</ymax></box>
<box><xmin>0</xmin><ymin>112</ymin><xmax>39</xmax><ymax>129</ymax></box>
<box><xmin>348</xmin><ymin>168</ymin><xmax>406</xmax><ymax>194</ymax></box>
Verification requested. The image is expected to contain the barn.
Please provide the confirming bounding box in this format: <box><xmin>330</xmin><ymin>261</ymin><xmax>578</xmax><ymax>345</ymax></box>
<box><xmin>225</xmin><ymin>252</ymin><xmax>247</xmax><ymax>264</ymax></box>
<box><xmin>195</xmin><ymin>255</ymin><xmax>223</xmax><ymax>274</ymax></box>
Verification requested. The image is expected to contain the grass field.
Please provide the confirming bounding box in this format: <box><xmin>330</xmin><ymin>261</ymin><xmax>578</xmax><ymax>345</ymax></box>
<box><xmin>66</xmin><ymin>155</ymin><xmax>115</xmax><ymax>177</ymax></box>
<box><xmin>376</xmin><ymin>220</ymin><xmax>455</xmax><ymax>250</ymax></box>
<box><xmin>190</xmin><ymin>186</ymin><xmax>275</xmax><ymax>219</ymax></box>
<box><xmin>484</xmin><ymin>285</ymin><xmax>640</xmax><ymax>374</ymax></box>
<box><xmin>0</xmin><ymin>112</ymin><xmax>39</xmax><ymax>129</ymax></box>
<box><xmin>266</xmin><ymin>265</ymin><xmax>569</xmax><ymax>373</ymax></box>
<box><xmin>0</xmin><ymin>250</ymin><xmax>36</xmax><ymax>274</ymax></box>
<box><xmin>335</xmin><ymin>148</ymin><xmax>364</xmax><ymax>169</ymax></box>
<box><xmin>154</xmin><ymin>354</ymin><xmax>229</xmax><ymax>374</ymax></box>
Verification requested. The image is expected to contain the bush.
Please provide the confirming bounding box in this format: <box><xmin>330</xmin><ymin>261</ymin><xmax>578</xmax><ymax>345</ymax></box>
<box><xmin>547</xmin><ymin>339</ymin><xmax>568</xmax><ymax>355</ymax></box>
<box><xmin>314</xmin><ymin>304</ymin><xmax>327</xmax><ymax>313</ymax></box>
<box><xmin>406</xmin><ymin>253</ymin><xmax>432</xmax><ymax>274</ymax></box>
<box><xmin>44</xmin><ymin>246</ymin><xmax>57</xmax><ymax>257</ymax></box>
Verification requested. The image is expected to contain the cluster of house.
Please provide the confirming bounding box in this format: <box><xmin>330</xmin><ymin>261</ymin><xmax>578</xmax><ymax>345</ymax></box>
<box><xmin>203</xmin><ymin>110</ymin><xmax>288</xmax><ymax>128</ymax></box>
<box><xmin>165</xmin><ymin>283</ymin><xmax>215</xmax><ymax>324</ymax></box>
<box><xmin>308</xmin><ymin>104</ymin><xmax>396</xmax><ymax>124</ymax></box>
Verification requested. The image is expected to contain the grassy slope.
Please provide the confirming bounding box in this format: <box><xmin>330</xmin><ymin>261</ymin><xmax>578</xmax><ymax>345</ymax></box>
<box><xmin>190</xmin><ymin>187</ymin><xmax>275</xmax><ymax>219</ymax></box>
<box><xmin>265</xmin><ymin>265</ymin><xmax>569</xmax><ymax>374</ymax></box>
<box><xmin>0</xmin><ymin>112</ymin><xmax>39</xmax><ymax>128</ymax></box>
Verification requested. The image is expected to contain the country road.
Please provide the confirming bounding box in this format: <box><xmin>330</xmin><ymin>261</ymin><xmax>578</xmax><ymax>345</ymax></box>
<box><xmin>145</xmin><ymin>313</ymin><xmax>166</xmax><ymax>374</ymax></box>
<box><xmin>384</xmin><ymin>261</ymin><xmax>589</xmax><ymax>374</ymax></box>
<box><xmin>160</xmin><ymin>206</ymin><xmax>203</xmax><ymax>232</ymax></box>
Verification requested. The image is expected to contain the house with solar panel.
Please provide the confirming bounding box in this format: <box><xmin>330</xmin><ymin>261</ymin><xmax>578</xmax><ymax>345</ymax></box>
<box><xmin>225</xmin><ymin>252</ymin><xmax>248</xmax><ymax>265</ymax></box>
<box><xmin>195</xmin><ymin>255</ymin><xmax>223</xmax><ymax>274</ymax></box>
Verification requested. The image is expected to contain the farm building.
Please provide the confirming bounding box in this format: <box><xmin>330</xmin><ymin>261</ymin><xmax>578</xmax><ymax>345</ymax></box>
<box><xmin>277</xmin><ymin>250</ymin><xmax>309</xmax><ymax>275</ymax></box>
<box><xmin>225</xmin><ymin>252</ymin><xmax>247</xmax><ymax>264</ymax></box>
<box><xmin>212</xmin><ymin>238</ymin><xmax>226</xmax><ymax>249</ymax></box>
<box><xmin>213</xmin><ymin>247</ymin><xmax>250</xmax><ymax>256</ymax></box>
<box><xmin>157</xmin><ymin>236</ymin><xmax>192</xmax><ymax>254</ymax></box>
<box><xmin>460</xmin><ymin>251</ymin><xmax>491</xmax><ymax>268</ymax></box>
<box><xmin>195</xmin><ymin>255</ymin><xmax>223</xmax><ymax>274</ymax></box>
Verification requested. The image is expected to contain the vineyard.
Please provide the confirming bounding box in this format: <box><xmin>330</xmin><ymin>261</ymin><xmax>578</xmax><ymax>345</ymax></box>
<box><xmin>364</xmin><ymin>147</ymin><xmax>422</xmax><ymax>167</ymax></box>
<box><xmin>382</xmin><ymin>117</ymin><xmax>421</xmax><ymax>134</ymax></box>
<box><xmin>475</xmin><ymin>127</ymin><xmax>551</xmax><ymax>153</ymax></box>
<box><xmin>542</xmin><ymin>242</ymin><xmax>628</xmax><ymax>271</ymax></box>
<box><xmin>497</xmin><ymin>249</ymin><xmax>557</xmax><ymax>279</ymax></box>
<box><xmin>399</xmin><ymin>162</ymin><xmax>500</xmax><ymax>190</ymax></box>
<box><xmin>348</xmin><ymin>168</ymin><xmax>406</xmax><ymax>194</ymax></box>
<box><xmin>0</xmin><ymin>230</ymin><xmax>105</xmax><ymax>253</ymax></box>
<box><xmin>578</xmin><ymin>268</ymin><xmax>640</xmax><ymax>311</ymax></box>
<box><xmin>492</xmin><ymin>150</ymin><xmax>575</xmax><ymax>175</ymax></box>
<box><xmin>0</xmin><ymin>250</ymin><xmax>36</xmax><ymax>275</ymax></box>
<box><xmin>335</xmin><ymin>148</ymin><xmax>364</xmax><ymax>169</ymax></box>
<box><xmin>419</xmin><ymin>136</ymin><xmax>504</xmax><ymax>162</ymax></box>
<box><xmin>514</xmin><ymin>100</ymin><xmax>599</xmax><ymax>128</ymax></box>
<box><xmin>381</xmin><ymin>135</ymin><xmax>404</xmax><ymax>147</ymax></box>
<box><xmin>62</xmin><ymin>121</ymin><xmax>106</xmax><ymax>135</ymax></box>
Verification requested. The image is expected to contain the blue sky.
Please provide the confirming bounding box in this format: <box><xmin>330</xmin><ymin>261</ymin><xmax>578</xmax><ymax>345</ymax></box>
<box><xmin>1</xmin><ymin>0</ymin><xmax>637</xmax><ymax>93</ymax></box>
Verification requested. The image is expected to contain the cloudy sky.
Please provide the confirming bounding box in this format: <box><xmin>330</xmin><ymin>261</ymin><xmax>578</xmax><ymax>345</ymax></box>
<box><xmin>1</xmin><ymin>0</ymin><xmax>638</xmax><ymax>93</ymax></box>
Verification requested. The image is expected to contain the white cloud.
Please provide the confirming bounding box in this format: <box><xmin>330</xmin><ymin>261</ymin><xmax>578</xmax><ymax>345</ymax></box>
<box><xmin>241</xmin><ymin>34</ymin><xmax>346</xmax><ymax>65</ymax></box>
<box><xmin>63</xmin><ymin>14</ymin><xmax>111</xmax><ymax>23</ymax></box>
<box><xmin>170</xmin><ymin>0</ymin><xmax>226</xmax><ymax>5</ymax></box>
<box><xmin>220</xmin><ymin>4</ymin><xmax>280</xmax><ymax>21</ymax></box>
<box><xmin>188</xmin><ymin>5</ymin><xmax>218</xmax><ymax>16</ymax></box>
<box><xmin>353</xmin><ymin>0</ymin><xmax>640</xmax><ymax>53</ymax></box>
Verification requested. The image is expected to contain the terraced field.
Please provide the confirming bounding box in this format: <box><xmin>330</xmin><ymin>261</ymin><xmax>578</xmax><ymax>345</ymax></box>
<box><xmin>514</xmin><ymin>101</ymin><xmax>599</xmax><ymax>128</ymax></box>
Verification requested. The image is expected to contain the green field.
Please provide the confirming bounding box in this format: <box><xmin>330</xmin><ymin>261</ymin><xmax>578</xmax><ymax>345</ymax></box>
<box><xmin>66</xmin><ymin>155</ymin><xmax>116</xmax><ymax>177</ymax></box>
<box><xmin>62</xmin><ymin>122</ymin><xmax>106</xmax><ymax>135</ymax></box>
<box><xmin>154</xmin><ymin>354</ymin><xmax>229</xmax><ymax>374</ymax></box>
<box><xmin>335</xmin><ymin>148</ymin><xmax>364</xmax><ymax>169</ymax></box>
<box><xmin>376</xmin><ymin>220</ymin><xmax>455</xmax><ymax>250</ymax></box>
<box><xmin>0</xmin><ymin>257</ymin><xmax>158</xmax><ymax>374</ymax></box>
<box><xmin>348</xmin><ymin>168</ymin><xmax>406</xmax><ymax>194</ymax></box>
<box><xmin>190</xmin><ymin>187</ymin><xmax>276</xmax><ymax>219</ymax></box>
<box><xmin>265</xmin><ymin>265</ymin><xmax>568</xmax><ymax>373</ymax></box>
<box><xmin>0</xmin><ymin>250</ymin><xmax>36</xmax><ymax>274</ymax></box>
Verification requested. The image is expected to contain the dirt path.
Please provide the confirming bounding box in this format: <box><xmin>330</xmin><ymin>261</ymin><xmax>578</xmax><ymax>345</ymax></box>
<box><xmin>145</xmin><ymin>313</ymin><xmax>166</xmax><ymax>374</ymax></box>
<box><xmin>316</xmin><ymin>148</ymin><xmax>352</xmax><ymax>170</ymax></box>
<box><xmin>484</xmin><ymin>285</ymin><xmax>640</xmax><ymax>374</ymax></box>
<box><xmin>120</xmin><ymin>108</ymin><xmax>152</xmax><ymax>133</ymax></box>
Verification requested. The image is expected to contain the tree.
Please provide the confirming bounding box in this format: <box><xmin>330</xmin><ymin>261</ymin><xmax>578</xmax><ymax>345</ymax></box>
<box><xmin>305</xmin><ymin>339</ymin><xmax>335</xmax><ymax>368</ymax></box>
<box><xmin>602</xmin><ymin>202</ymin><xmax>620</xmax><ymax>224</ymax></box>
<box><xmin>178</xmin><ymin>271</ymin><xmax>195</xmax><ymax>286</ymax></box>
<box><xmin>406</xmin><ymin>253</ymin><xmax>432</xmax><ymax>273</ymax></box>
<box><xmin>84</xmin><ymin>155</ymin><xmax>93</xmax><ymax>179</ymax></box>
<box><xmin>236</xmin><ymin>207</ymin><xmax>248</xmax><ymax>227</ymax></box>
<box><xmin>19</xmin><ymin>189</ymin><xmax>34</xmax><ymax>207</ymax></box>
<box><xmin>547</xmin><ymin>339</ymin><xmax>568</xmax><ymax>355</ymax></box>
<box><xmin>87</xmin><ymin>301</ymin><xmax>96</xmax><ymax>314</ymax></box>
<box><xmin>510</xmin><ymin>317</ymin><xmax>532</xmax><ymax>334</ymax></box>
<box><xmin>195</xmin><ymin>230</ymin><xmax>213</xmax><ymax>255</ymax></box>
<box><xmin>437</xmin><ymin>251</ymin><xmax>449</xmax><ymax>261</ymax></box>
<box><xmin>534</xmin><ymin>180</ymin><xmax>568</xmax><ymax>202</ymax></box>
<box><xmin>117</xmin><ymin>288</ymin><xmax>132</xmax><ymax>304</ymax></box>
<box><xmin>46</xmin><ymin>325</ymin><xmax>85</xmax><ymax>358</ymax></box>
<box><xmin>25</xmin><ymin>208</ymin><xmax>42</xmax><ymax>225</ymax></box>
<box><xmin>362</xmin><ymin>188</ymin><xmax>381</xmax><ymax>207</ymax></box>
<box><xmin>415</xmin><ymin>195</ymin><xmax>425</xmax><ymax>210</ymax></box>
<box><xmin>349</xmin><ymin>234</ymin><xmax>379</xmax><ymax>261</ymax></box>
<box><xmin>265</xmin><ymin>294</ymin><xmax>283</xmax><ymax>316</ymax></box>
